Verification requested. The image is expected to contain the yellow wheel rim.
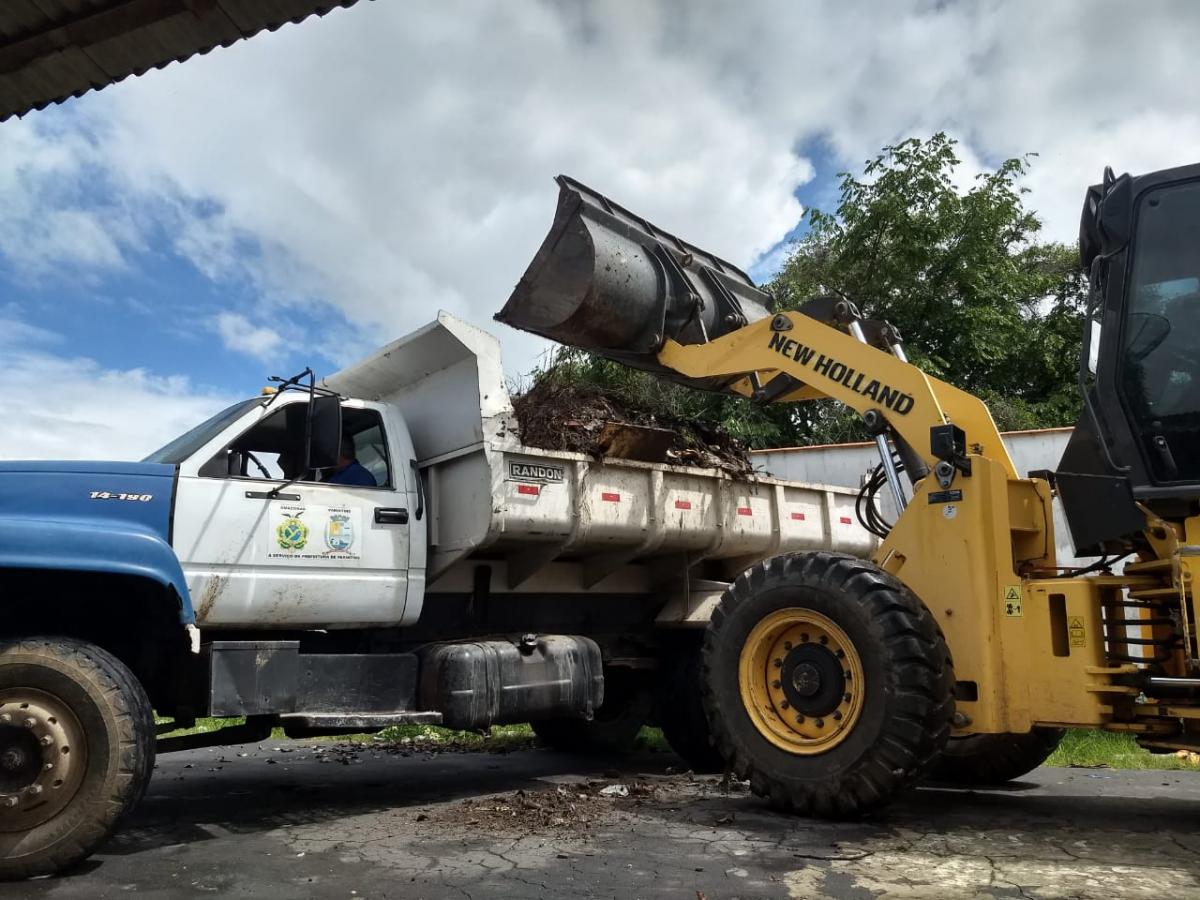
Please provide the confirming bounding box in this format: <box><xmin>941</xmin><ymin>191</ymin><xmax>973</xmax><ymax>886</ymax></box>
<box><xmin>738</xmin><ymin>608</ymin><xmax>865</xmax><ymax>755</ymax></box>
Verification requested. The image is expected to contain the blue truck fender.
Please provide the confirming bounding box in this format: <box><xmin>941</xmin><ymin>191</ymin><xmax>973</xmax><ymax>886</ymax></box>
<box><xmin>0</xmin><ymin>516</ymin><xmax>195</xmax><ymax>625</ymax></box>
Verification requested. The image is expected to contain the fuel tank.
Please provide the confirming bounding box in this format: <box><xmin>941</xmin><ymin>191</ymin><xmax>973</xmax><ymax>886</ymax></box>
<box><xmin>496</xmin><ymin>176</ymin><xmax>772</xmax><ymax>379</ymax></box>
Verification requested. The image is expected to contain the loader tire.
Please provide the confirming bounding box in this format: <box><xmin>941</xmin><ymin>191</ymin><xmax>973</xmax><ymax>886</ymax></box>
<box><xmin>658</xmin><ymin>642</ymin><xmax>724</xmax><ymax>773</ymax></box>
<box><xmin>0</xmin><ymin>637</ymin><xmax>155</xmax><ymax>880</ymax></box>
<box><xmin>930</xmin><ymin>728</ymin><xmax>1065</xmax><ymax>785</ymax></box>
<box><xmin>702</xmin><ymin>551</ymin><xmax>955</xmax><ymax>818</ymax></box>
<box><xmin>532</xmin><ymin>668</ymin><xmax>651</xmax><ymax>754</ymax></box>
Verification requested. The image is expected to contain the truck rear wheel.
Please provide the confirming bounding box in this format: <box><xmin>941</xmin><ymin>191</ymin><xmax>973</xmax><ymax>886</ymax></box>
<box><xmin>531</xmin><ymin>668</ymin><xmax>651</xmax><ymax>753</ymax></box>
<box><xmin>930</xmin><ymin>728</ymin><xmax>1065</xmax><ymax>785</ymax></box>
<box><xmin>702</xmin><ymin>552</ymin><xmax>954</xmax><ymax>818</ymax></box>
<box><xmin>0</xmin><ymin>637</ymin><xmax>155</xmax><ymax>880</ymax></box>
<box><xmin>658</xmin><ymin>642</ymin><xmax>724</xmax><ymax>773</ymax></box>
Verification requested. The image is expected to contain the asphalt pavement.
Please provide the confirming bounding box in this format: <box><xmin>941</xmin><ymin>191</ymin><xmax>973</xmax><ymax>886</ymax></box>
<box><xmin>7</xmin><ymin>739</ymin><xmax>1200</xmax><ymax>899</ymax></box>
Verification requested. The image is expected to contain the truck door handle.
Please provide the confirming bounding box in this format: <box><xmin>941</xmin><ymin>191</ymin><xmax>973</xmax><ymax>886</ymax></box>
<box><xmin>374</xmin><ymin>507</ymin><xmax>409</xmax><ymax>525</ymax></box>
<box><xmin>409</xmin><ymin>459</ymin><xmax>424</xmax><ymax>521</ymax></box>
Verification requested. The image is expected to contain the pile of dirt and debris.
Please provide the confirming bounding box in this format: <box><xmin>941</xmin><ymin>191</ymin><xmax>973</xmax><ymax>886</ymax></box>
<box><xmin>417</xmin><ymin>779</ymin><xmax>661</xmax><ymax>835</ymax></box>
<box><xmin>511</xmin><ymin>377</ymin><xmax>753</xmax><ymax>476</ymax></box>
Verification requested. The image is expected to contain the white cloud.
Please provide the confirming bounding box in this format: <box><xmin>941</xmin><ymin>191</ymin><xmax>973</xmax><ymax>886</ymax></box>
<box><xmin>0</xmin><ymin>343</ymin><xmax>232</xmax><ymax>462</ymax></box>
<box><xmin>0</xmin><ymin>119</ymin><xmax>144</xmax><ymax>279</ymax></box>
<box><xmin>85</xmin><ymin>3</ymin><xmax>1197</xmax><ymax>329</ymax></box>
<box><xmin>213</xmin><ymin>311</ymin><xmax>284</xmax><ymax>361</ymax></box>
<box><xmin>0</xmin><ymin>305</ymin><xmax>62</xmax><ymax>346</ymax></box>
<box><xmin>9</xmin><ymin>0</ymin><xmax>1200</xmax><ymax>385</ymax></box>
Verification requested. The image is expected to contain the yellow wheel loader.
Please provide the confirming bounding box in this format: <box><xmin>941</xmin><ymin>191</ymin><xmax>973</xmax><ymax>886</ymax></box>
<box><xmin>497</xmin><ymin>167</ymin><xmax>1200</xmax><ymax>816</ymax></box>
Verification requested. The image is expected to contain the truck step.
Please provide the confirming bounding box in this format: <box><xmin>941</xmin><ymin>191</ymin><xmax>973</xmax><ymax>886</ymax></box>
<box><xmin>279</xmin><ymin>711</ymin><xmax>443</xmax><ymax>729</ymax></box>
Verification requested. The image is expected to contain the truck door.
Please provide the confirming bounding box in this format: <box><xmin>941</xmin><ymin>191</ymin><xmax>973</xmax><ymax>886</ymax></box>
<box><xmin>173</xmin><ymin>398</ymin><xmax>414</xmax><ymax>627</ymax></box>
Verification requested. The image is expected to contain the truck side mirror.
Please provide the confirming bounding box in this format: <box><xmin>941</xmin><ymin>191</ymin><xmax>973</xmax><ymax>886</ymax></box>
<box><xmin>306</xmin><ymin>394</ymin><xmax>342</xmax><ymax>470</ymax></box>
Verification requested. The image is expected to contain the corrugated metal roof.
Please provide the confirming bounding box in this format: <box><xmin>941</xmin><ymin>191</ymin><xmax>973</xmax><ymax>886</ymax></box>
<box><xmin>0</xmin><ymin>0</ymin><xmax>363</xmax><ymax>122</ymax></box>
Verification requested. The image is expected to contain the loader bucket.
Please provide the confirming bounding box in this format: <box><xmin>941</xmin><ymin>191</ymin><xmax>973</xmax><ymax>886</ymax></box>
<box><xmin>496</xmin><ymin>176</ymin><xmax>773</xmax><ymax>369</ymax></box>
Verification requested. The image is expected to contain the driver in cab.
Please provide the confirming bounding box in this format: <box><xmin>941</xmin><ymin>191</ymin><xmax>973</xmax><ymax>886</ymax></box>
<box><xmin>327</xmin><ymin>435</ymin><xmax>377</xmax><ymax>487</ymax></box>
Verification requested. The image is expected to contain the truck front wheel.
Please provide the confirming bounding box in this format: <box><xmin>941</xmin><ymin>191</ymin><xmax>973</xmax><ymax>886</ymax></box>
<box><xmin>702</xmin><ymin>552</ymin><xmax>955</xmax><ymax>818</ymax></box>
<box><xmin>0</xmin><ymin>637</ymin><xmax>155</xmax><ymax>880</ymax></box>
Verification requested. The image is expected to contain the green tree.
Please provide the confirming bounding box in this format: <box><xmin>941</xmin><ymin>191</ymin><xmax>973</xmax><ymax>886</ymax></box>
<box><xmin>536</xmin><ymin>133</ymin><xmax>1088</xmax><ymax>448</ymax></box>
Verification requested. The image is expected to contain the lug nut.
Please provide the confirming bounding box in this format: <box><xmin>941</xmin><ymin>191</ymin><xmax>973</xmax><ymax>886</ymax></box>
<box><xmin>40</xmin><ymin>735</ymin><xmax>53</xmax><ymax>747</ymax></box>
<box><xmin>783</xmin><ymin>641</ymin><xmax>793</xmax><ymax>651</ymax></box>
<box><xmin>0</xmin><ymin>713</ymin><xmax>11</xmax><ymax>724</ymax></box>
<box><xmin>771</xmin><ymin>680</ymin><xmax>782</xmax><ymax>689</ymax></box>
<box><xmin>780</xmin><ymin>700</ymin><xmax>790</xmax><ymax>710</ymax></box>
<box><xmin>795</xmin><ymin>714</ymin><xmax>805</xmax><ymax>724</ymax></box>
<box><xmin>26</xmin><ymin>785</ymin><xmax>41</xmax><ymax>797</ymax></box>
<box><xmin>22</xmin><ymin>718</ymin><xmax>36</xmax><ymax>729</ymax></box>
<box><xmin>832</xmin><ymin>711</ymin><xmax>843</xmax><ymax>721</ymax></box>
<box><xmin>835</xmin><ymin>649</ymin><xmax>845</xmax><ymax>659</ymax></box>
<box><xmin>800</xmin><ymin>633</ymin><xmax>809</xmax><ymax>643</ymax></box>
<box><xmin>2</xmin><ymin>796</ymin><xmax>17</xmax><ymax>808</ymax></box>
<box><xmin>773</xmin><ymin>658</ymin><xmax>783</xmax><ymax>668</ymax></box>
<box><xmin>814</xmin><ymin>718</ymin><xmax>824</xmax><ymax>728</ymax></box>
<box><xmin>819</xmin><ymin>635</ymin><xmax>828</xmax><ymax>645</ymax></box>
<box><xmin>844</xmin><ymin>693</ymin><xmax>852</xmax><ymax>703</ymax></box>
<box><xmin>844</xmin><ymin>670</ymin><xmax>852</xmax><ymax>680</ymax></box>
<box><xmin>43</xmin><ymin>763</ymin><xmax>53</xmax><ymax>772</ymax></box>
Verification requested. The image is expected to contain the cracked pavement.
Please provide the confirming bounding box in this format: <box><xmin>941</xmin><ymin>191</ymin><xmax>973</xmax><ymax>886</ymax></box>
<box><xmin>7</xmin><ymin>741</ymin><xmax>1200</xmax><ymax>899</ymax></box>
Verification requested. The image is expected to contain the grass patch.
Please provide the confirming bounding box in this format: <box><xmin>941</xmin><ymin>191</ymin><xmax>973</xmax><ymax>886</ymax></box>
<box><xmin>156</xmin><ymin>720</ymin><xmax>1198</xmax><ymax>772</ymax></box>
<box><xmin>156</xmin><ymin>718</ymin><xmax>677</xmax><ymax>754</ymax></box>
<box><xmin>159</xmin><ymin>719</ymin><xmax>544</xmax><ymax>749</ymax></box>
<box><xmin>370</xmin><ymin>723</ymin><xmax>537</xmax><ymax>751</ymax></box>
<box><xmin>1044</xmin><ymin>729</ymin><xmax>1198</xmax><ymax>770</ymax></box>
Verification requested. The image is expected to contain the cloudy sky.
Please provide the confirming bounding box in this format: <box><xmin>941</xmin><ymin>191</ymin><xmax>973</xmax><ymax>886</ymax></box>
<box><xmin>2</xmin><ymin>0</ymin><xmax>1198</xmax><ymax>460</ymax></box>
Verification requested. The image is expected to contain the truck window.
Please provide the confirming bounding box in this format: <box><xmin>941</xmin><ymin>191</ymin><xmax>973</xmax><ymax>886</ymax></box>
<box><xmin>199</xmin><ymin>402</ymin><xmax>392</xmax><ymax>488</ymax></box>
<box><xmin>143</xmin><ymin>398</ymin><xmax>261</xmax><ymax>464</ymax></box>
<box><xmin>347</xmin><ymin>419</ymin><xmax>392</xmax><ymax>487</ymax></box>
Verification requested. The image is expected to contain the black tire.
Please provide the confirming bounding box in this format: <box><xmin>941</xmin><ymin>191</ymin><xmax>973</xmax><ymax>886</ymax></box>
<box><xmin>0</xmin><ymin>637</ymin><xmax>155</xmax><ymax>880</ymax></box>
<box><xmin>930</xmin><ymin>728</ymin><xmax>1065</xmax><ymax>785</ymax></box>
<box><xmin>658</xmin><ymin>642</ymin><xmax>724</xmax><ymax>773</ymax></box>
<box><xmin>702</xmin><ymin>551</ymin><xmax>955</xmax><ymax>818</ymax></box>
<box><xmin>532</xmin><ymin>668</ymin><xmax>651</xmax><ymax>753</ymax></box>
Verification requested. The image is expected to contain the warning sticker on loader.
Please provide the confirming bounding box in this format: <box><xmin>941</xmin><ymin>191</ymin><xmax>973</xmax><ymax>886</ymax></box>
<box><xmin>1002</xmin><ymin>585</ymin><xmax>1023</xmax><ymax>617</ymax></box>
<box><xmin>1068</xmin><ymin>616</ymin><xmax>1087</xmax><ymax>647</ymax></box>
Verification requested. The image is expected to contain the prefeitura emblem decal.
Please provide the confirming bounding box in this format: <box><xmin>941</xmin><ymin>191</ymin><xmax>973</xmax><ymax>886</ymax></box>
<box><xmin>268</xmin><ymin>504</ymin><xmax>362</xmax><ymax>561</ymax></box>
<box><xmin>325</xmin><ymin>513</ymin><xmax>354</xmax><ymax>553</ymax></box>
<box><xmin>276</xmin><ymin>515</ymin><xmax>309</xmax><ymax>551</ymax></box>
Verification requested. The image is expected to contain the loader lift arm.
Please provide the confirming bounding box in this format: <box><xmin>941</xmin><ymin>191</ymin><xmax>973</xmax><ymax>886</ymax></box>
<box><xmin>657</xmin><ymin>310</ymin><xmax>1017</xmax><ymax>482</ymax></box>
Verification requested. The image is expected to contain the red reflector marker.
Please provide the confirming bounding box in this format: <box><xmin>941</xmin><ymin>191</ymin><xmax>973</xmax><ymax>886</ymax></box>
<box><xmin>517</xmin><ymin>484</ymin><xmax>540</xmax><ymax>496</ymax></box>
<box><xmin>839</xmin><ymin>515</ymin><xmax>853</xmax><ymax>525</ymax></box>
<box><xmin>601</xmin><ymin>491</ymin><xmax>621</xmax><ymax>502</ymax></box>
<box><xmin>791</xmin><ymin>512</ymin><xmax>806</xmax><ymax>521</ymax></box>
<box><xmin>737</xmin><ymin>507</ymin><xmax>753</xmax><ymax>517</ymax></box>
<box><xmin>674</xmin><ymin>500</ymin><xmax>692</xmax><ymax>510</ymax></box>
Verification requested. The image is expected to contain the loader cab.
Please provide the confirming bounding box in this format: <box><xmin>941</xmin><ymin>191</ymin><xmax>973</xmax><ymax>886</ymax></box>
<box><xmin>1057</xmin><ymin>163</ymin><xmax>1200</xmax><ymax>553</ymax></box>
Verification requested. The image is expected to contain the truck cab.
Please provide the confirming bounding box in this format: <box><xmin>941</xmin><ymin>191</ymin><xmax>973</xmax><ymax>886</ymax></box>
<box><xmin>148</xmin><ymin>391</ymin><xmax>427</xmax><ymax>629</ymax></box>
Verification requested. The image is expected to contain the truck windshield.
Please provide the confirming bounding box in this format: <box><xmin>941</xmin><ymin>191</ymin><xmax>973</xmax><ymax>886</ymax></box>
<box><xmin>1120</xmin><ymin>180</ymin><xmax>1200</xmax><ymax>482</ymax></box>
<box><xmin>142</xmin><ymin>398</ymin><xmax>261</xmax><ymax>465</ymax></box>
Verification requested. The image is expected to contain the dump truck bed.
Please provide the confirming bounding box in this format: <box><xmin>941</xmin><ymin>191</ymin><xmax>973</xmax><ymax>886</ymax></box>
<box><xmin>325</xmin><ymin>313</ymin><xmax>874</xmax><ymax>588</ymax></box>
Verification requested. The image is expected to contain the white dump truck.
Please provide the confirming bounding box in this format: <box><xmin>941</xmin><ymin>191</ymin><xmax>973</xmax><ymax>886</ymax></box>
<box><xmin>0</xmin><ymin>312</ymin><xmax>871</xmax><ymax>878</ymax></box>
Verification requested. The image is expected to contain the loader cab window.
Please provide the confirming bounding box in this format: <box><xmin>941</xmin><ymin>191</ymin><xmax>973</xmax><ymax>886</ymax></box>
<box><xmin>199</xmin><ymin>401</ymin><xmax>392</xmax><ymax>488</ymax></box>
<box><xmin>1120</xmin><ymin>180</ymin><xmax>1200</xmax><ymax>482</ymax></box>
